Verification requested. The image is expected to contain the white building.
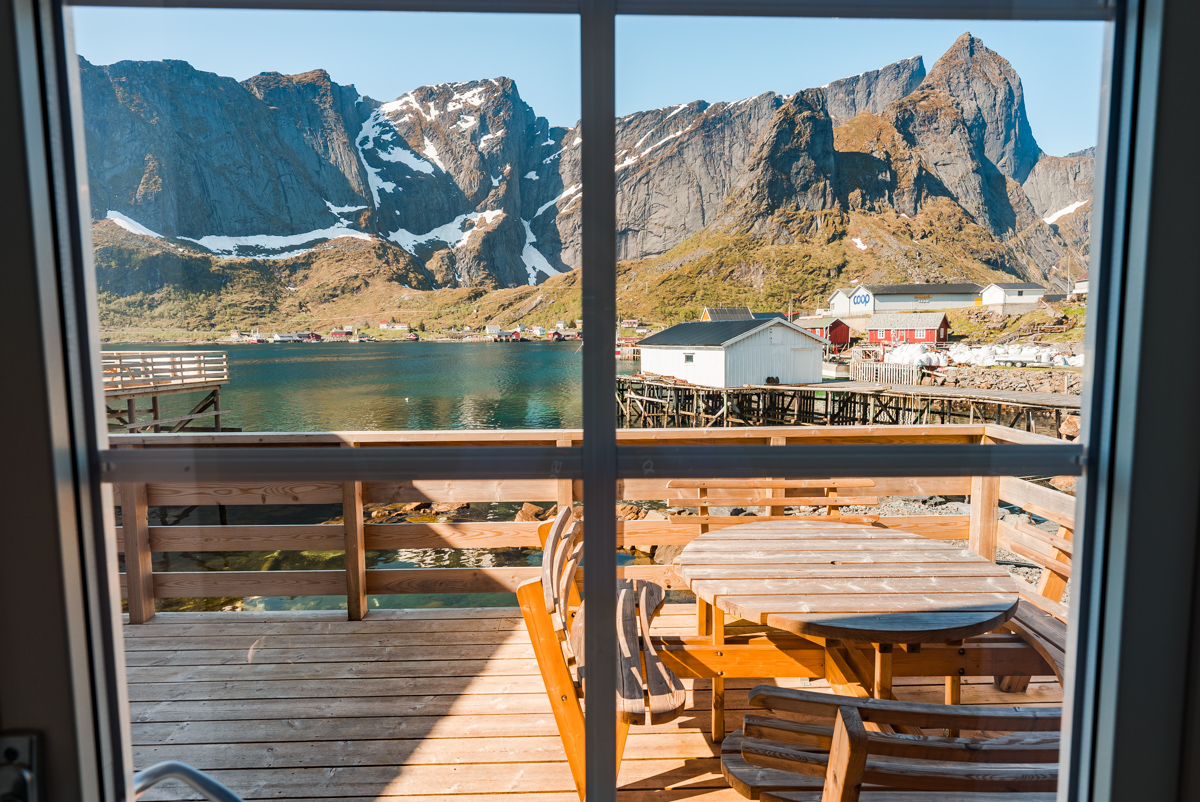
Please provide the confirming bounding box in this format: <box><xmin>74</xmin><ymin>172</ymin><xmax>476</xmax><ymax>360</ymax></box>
<box><xmin>1073</xmin><ymin>277</ymin><xmax>1089</xmax><ymax>296</ymax></box>
<box><xmin>834</xmin><ymin>283</ymin><xmax>983</xmax><ymax>314</ymax></box>
<box><xmin>485</xmin><ymin>324</ymin><xmax>502</xmax><ymax>335</ymax></box>
<box><xmin>981</xmin><ymin>282</ymin><xmax>1047</xmax><ymax>306</ymax></box>
<box><xmin>827</xmin><ymin>288</ymin><xmax>858</xmax><ymax>316</ymax></box>
<box><xmin>637</xmin><ymin>318</ymin><xmax>826</xmax><ymax>388</ymax></box>
<box><xmin>531</xmin><ymin>325</ymin><xmax>546</xmax><ymax>336</ymax></box>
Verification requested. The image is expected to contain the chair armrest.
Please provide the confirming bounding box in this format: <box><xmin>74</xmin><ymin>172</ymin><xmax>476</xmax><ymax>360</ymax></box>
<box><xmin>748</xmin><ymin>685</ymin><xmax>1062</xmax><ymax>731</ymax></box>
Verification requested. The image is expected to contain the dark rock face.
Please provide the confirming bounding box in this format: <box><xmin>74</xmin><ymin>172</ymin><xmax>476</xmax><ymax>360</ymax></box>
<box><xmin>80</xmin><ymin>33</ymin><xmax>1093</xmax><ymax>292</ymax></box>
<box><xmin>918</xmin><ymin>33</ymin><xmax>1041</xmax><ymax>183</ymax></box>
<box><xmin>822</xmin><ymin>55</ymin><xmax>926</xmax><ymax>126</ymax></box>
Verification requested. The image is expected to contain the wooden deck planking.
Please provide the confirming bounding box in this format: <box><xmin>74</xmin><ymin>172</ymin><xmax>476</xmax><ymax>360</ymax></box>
<box><xmin>125</xmin><ymin>607</ymin><xmax>1061</xmax><ymax>801</ymax></box>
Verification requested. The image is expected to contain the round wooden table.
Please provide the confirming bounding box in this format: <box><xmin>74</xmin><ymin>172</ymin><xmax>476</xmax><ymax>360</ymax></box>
<box><xmin>675</xmin><ymin>520</ymin><xmax>1021</xmax><ymax>644</ymax></box>
<box><xmin>674</xmin><ymin>520</ymin><xmax>1022</xmax><ymax>738</ymax></box>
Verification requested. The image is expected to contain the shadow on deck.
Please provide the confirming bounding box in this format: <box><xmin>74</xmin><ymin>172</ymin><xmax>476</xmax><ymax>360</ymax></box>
<box><xmin>124</xmin><ymin>606</ymin><xmax>1061</xmax><ymax>801</ymax></box>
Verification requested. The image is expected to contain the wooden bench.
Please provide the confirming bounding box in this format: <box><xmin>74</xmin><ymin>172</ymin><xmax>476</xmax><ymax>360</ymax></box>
<box><xmin>517</xmin><ymin>506</ymin><xmax>686</xmax><ymax>799</ymax></box>
<box><xmin>721</xmin><ymin>685</ymin><xmax>1060</xmax><ymax>801</ymax></box>
<box><xmin>667</xmin><ymin>478</ymin><xmax>881</xmax><ymax>529</ymax></box>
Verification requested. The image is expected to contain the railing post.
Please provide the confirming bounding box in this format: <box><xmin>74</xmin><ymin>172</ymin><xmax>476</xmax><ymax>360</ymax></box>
<box><xmin>342</xmin><ymin>443</ymin><xmax>367</xmax><ymax>620</ymax></box>
<box><xmin>121</xmin><ymin>481</ymin><xmax>155</xmax><ymax>623</ymax></box>
<box><xmin>968</xmin><ymin>475</ymin><xmax>999</xmax><ymax>561</ymax></box>
<box><xmin>556</xmin><ymin>438</ymin><xmax>574</xmax><ymax>512</ymax></box>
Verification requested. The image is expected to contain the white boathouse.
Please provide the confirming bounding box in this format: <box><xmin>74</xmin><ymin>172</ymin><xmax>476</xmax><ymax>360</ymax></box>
<box><xmin>637</xmin><ymin>318</ymin><xmax>826</xmax><ymax>388</ymax></box>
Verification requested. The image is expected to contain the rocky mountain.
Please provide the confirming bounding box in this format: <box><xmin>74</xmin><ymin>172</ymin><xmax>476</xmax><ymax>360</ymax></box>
<box><xmin>82</xmin><ymin>32</ymin><xmax>1095</xmax><ymax>330</ymax></box>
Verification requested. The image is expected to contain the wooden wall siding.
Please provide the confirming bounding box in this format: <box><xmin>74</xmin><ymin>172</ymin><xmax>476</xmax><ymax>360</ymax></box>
<box><xmin>108</xmin><ymin>426</ymin><xmax>1075</xmax><ymax>615</ymax></box>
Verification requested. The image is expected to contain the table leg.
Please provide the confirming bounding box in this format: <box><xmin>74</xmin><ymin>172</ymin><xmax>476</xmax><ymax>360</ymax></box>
<box><xmin>873</xmin><ymin>644</ymin><xmax>893</xmax><ymax>700</ymax></box>
<box><xmin>698</xmin><ymin>597</ymin><xmax>711</xmax><ymax>637</ymax></box>
<box><xmin>712</xmin><ymin>607</ymin><xmax>725</xmax><ymax>743</ymax></box>
<box><xmin>945</xmin><ymin>674</ymin><xmax>962</xmax><ymax>737</ymax></box>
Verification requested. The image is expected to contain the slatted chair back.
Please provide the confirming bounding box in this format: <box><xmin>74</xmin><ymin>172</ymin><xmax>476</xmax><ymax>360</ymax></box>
<box><xmin>666</xmin><ymin>478</ymin><xmax>881</xmax><ymax>532</ymax></box>
<box><xmin>993</xmin><ymin>490</ymin><xmax>1074</xmax><ymax>691</ymax></box>
<box><xmin>519</xmin><ymin>508</ymin><xmax>686</xmax><ymax>799</ymax></box>
<box><xmin>723</xmin><ymin>686</ymin><xmax>1061</xmax><ymax>802</ymax></box>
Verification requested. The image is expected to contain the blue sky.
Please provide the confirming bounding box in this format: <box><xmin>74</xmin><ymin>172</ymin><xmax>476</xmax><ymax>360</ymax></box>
<box><xmin>70</xmin><ymin>10</ymin><xmax>1105</xmax><ymax>156</ymax></box>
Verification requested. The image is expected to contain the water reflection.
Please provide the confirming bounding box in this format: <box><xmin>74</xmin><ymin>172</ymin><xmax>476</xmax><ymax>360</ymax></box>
<box><xmin>106</xmin><ymin>340</ymin><xmax>600</xmax><ymax>432</ymax></box>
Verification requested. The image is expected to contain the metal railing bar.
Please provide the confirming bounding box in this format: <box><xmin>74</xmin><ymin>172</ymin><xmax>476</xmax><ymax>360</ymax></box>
<box><xmin>134</xmin><ymin>761</ymin><xmax>245</xmax><ymax>802</ymax></box>
<box><xmin>98</xmin><ymin>442</ymin><xmax>1081</xmax><ymax>483</ymax></box>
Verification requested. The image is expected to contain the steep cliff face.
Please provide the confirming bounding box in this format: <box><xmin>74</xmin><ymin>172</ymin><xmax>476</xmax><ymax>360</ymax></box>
<box><xmin>823</xmin><ymin>56</ymin><xmax>926</xmax><ymax>126</ymax></box>
<box><xmin>82</xmin><ymin>32</ymin><xmax>1095</xmax><ymax>310</ymax></box>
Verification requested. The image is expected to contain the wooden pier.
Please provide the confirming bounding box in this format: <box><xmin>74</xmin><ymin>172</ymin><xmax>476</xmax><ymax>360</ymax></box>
<box><xmin>103</xmin><ymin>351</ymin><xmax>233</xmax><ymax>433</ymax></box>
<box><xmin>617</xmin><ymin>376</ymin><xmax>1079</xmax><ymax>437</ymax></box>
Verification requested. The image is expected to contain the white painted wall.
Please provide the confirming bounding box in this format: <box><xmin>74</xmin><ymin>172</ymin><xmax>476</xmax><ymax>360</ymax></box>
<box><xmin>829</xmin><ymin>291</ymin><xmax>854</xmax><ymax>315</ymax></box>
<box><xmin>982</xmin><ymin>285</ymin><xmax>1046</xmax><ymax>305</ymax></box>
<box><xmin>640</xmin><ymin>347</ymin><xmax>725</xmax><ymax>387</ymax></box>
<box><xmin>724</xmin><ymin>324</ymin><xmax>823</xmax><ymax>386</ymax></box>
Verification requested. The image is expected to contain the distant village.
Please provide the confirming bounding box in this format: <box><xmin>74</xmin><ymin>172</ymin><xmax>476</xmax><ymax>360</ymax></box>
<box><xmin>627</xmin><ymin>279</ymin><xmax>1088</xmax><ymax>390</ymax></box>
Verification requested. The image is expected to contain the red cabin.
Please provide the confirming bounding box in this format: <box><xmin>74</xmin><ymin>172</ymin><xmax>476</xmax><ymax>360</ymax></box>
<box><xmin>865</xmin><ymin>312</ymin><xmax>951</xmax><ymax>345</ymax></box>
<box><xmin>790</xmin><ymin>315</ymin><xmax>851</xmax><ymax>349</ymax></box>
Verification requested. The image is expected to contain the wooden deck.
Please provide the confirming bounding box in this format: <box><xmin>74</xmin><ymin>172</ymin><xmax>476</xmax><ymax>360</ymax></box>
<box><xmin>125</xmin><ymin>606</ymin><xmax>1062</xmax><ymax>801</ymax></box>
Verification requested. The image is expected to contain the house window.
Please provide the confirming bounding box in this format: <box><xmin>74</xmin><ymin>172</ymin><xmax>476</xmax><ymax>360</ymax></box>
<box><xmin>684</xmin><ymin>353</ymin><xmax>694</xmax><ymax>363</ymax></box>
<box><xmin>1017</xmin><ymin>290</ymin><xmax>1024</xmax><ymax>296</ymax></box>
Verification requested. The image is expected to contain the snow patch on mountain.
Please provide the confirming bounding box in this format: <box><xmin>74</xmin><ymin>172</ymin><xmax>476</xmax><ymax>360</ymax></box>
<box><xmin>524</xmin><ymin>171</ymin><xmax>538</xmax><ymax>180</ymax></box>
<box><xmin>520</xmin><ymin>219</ymin><xmax>561</xmax><ymax>285</ymax></box>
<box><xmin>324</xmin><ymin>201</ymin><xmax>367</xmax><ymax>215</ymax></box>
<box><xmin>377</xmin><ymin>142</ymin><xmax>436</xmax><ymax>175</ymax></box>
<box><xmin>180</xmin><ymin>225</ymin><xmax>373</xmax><ymax>257</ymax></box>
<box><xmin>388</xmin><ymin>210</ymin><xmax>504</xmax><ymax>253</ymax></box>
<box><xmin>534</xmin><ymin>184</ymin><xmax>581</xmax><ymax>219</ymax></box>
<box><xmin>420</xmin><ymin>139</ymin><xmax>447</xmax><ymax>171</ymax></box>
<box><xmin>1043</xmin><ymin>199</ymin><xmax>1088</xmax><ymax>225</ymax></box>
<box><xmin>106</xmin><ymin>210</ymin><xmax>162</xmax><ymax>239</ymax></box>
<box><xmin>355</xmin><ymin>110</ymin><xmax>400</xmax><ymax>205</ymax></box>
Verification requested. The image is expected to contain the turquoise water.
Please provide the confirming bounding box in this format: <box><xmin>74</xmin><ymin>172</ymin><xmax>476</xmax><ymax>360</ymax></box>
<box><xmin>107</xmin><ymin>340</ymin><xmax>649</xmax><ymax>610</ymax></box>
<box><xmin>108</xmin><ymin>340</ymin><xmax>618</xmax><ymax>432</ymax></box>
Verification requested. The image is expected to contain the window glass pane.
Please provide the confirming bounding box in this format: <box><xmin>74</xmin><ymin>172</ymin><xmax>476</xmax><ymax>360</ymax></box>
<box><xmin>615</xmin><ymin>13</ymin><xmax>1103</xmax><ymax>794</ymax></box>
<box><xmin>72</xmin><ymin>8</ymin><xmax>593</xmax><ymax>799</ymax></box>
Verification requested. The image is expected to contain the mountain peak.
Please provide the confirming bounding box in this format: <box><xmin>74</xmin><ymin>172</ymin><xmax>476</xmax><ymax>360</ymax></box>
<box><xmin>920</xmin><ymin>32</ymin><xmax>1040</xmax><ymax>182</ymax></box>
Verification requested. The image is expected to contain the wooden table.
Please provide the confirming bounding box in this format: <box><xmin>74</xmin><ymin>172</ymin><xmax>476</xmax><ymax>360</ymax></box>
<box><xmin>673</xmin><ymin>520</ymin><xmax>1021</xmax><ymax>740</ymax></box>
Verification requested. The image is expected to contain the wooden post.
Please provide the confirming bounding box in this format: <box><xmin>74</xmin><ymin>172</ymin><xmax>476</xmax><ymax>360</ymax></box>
<box><xmin>1036</xmin><ymin>524</ymin><xmax>1075</xmax><ymax>603</ymax></box>
<box><xmin>945</xmin><ymin>675</ymin><xmax>962</xmax><ymax>737</ymax></box>
<box><xmin>712</xmin><ymin>608</ymin><xmax>726</xmax><ymax>743</ymax></box>
<box><xmin>768</xmin><ymin>436</ymin><xmax>787</xmax><ymax>516</ymax></box>
<box><xmin>969</xmin><ymin>475</ymin><xmax>1000</xmax><ymax>561</ymax></box>
<box><xmin>873</xmin><ymin>644</ymin><xmax>892</xmax><ymax>700</ymax></box>
<box><xmin>121</xmin><ymin>481</ymin><xmax>155</xmax><ymax>624</ymax></box>
<box><xmin>151</xmin><ymin>396</ymin><xmax>161</xmax><ymax>433</ymax></box>
<box><xmin>556</xmin><ymin>438</ymin><xmax>574</xmax><ymax>512</ymax></box>
<box><xmin>213</xmin><ymin>386</ymin><xmax>222</xmax><ymax>432</ymax></box>
<box><xmin>342</xmin><ymin>443</ymin><xmax>367</xmax><ymax>620</ymax></box>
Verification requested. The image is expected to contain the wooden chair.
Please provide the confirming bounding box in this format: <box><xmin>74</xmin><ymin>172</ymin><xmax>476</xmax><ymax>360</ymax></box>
<box><xmin>517</xmin><ymin>506</ymin><xmax>687</xmax><ymax>799</ymax></box>
<box><xmin>721</xmin><ymin>685</ymin><xmax>1060</xmax><ymax>801</ymax></box>
<box><xmin>994</xmin><ymin>497</ymin><xmax>1074</xmax><ymax>691</ymax></box>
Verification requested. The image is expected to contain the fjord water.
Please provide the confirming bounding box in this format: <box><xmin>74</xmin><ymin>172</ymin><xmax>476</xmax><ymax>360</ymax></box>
<box><xmin>107</xmin><ymin>340</ymin><xmax>648</xmax><ymax>610</ymax></box>
<box><xmin>109</xmin><ymin>340</ymin><xmax>598</xmax><ymax>431</ymax></box>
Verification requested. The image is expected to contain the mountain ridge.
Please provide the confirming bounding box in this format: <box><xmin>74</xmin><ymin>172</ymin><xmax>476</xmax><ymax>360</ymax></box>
<box><xmin>83</xmin><ymin>33</ymin><xmax>1095</xmax><ymax>331</ymax></box>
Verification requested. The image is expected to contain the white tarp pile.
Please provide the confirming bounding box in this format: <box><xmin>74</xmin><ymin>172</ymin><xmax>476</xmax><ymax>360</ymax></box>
<box><xmin>945</xmin><ymin>343</ymin><xmax>1085</xmax><ymax>367</ymax></box>
<box><xmin>883</xmin><ymin>343</ymin><xmax>949</xmax><ymax>367</ymax></box>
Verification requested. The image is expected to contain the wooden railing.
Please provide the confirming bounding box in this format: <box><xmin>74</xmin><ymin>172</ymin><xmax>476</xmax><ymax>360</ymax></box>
<box><xmin>850</xmin><ymin>360</ymin><xmax>923</xmax><ymax>385</ymax></box>
<box><xmin>109</xmin><ymin>424</ymin><xmax>1077</xmax><ymax>623</ymax></box>
<box><xmin>103</xmin><ymin>351</ymin><xmax>229</xmax><ymax>396</ymax></box>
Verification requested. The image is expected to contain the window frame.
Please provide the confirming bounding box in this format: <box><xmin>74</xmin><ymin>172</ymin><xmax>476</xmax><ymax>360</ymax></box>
<box><xmin>17</xmin><ymin>0</ymin><xmax>1200</xmax><ymax>801</ymax></box>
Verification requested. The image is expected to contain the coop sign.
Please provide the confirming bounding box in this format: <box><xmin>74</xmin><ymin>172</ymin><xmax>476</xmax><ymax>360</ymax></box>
<box><xmin>851</xmin><ymin>293</ymin><xmax>871</xmax><ymax>307</ymax></box>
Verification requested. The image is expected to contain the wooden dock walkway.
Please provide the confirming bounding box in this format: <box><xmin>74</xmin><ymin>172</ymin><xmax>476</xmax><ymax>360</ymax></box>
<box><xmin>125</xmin><ymin>606</ymin><xmax>1061</xmax><ymax>801</ymax></box>
<box><xmin>796</xmin><ymin>381</ymin><xmax>1081</xmax><ymax>411</ymax></box>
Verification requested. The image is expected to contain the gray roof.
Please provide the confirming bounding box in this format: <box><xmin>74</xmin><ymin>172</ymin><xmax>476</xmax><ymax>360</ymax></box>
<box><xmin>987</xmin><ymin>282</ymin><xmax>1046</xmax><ymax>290</ymax></box>
<box><xmin>793</xmin><ymin>316</ymin><xmax>842</xmax><ymax>329</ymax></box>
<box><xmin>830</xmin><ymin>287</ymin><xmax>857</xmax><ymax>298</ymax></box>
<box><xmin>640</xmin><ymin>319</ymin><xmax>828</xmax><ymax>347</ymax></box>
<box><xmin>862</xmin><ymin>283</ymin><xmax>983</xmax><ymax>295</ymax></box>
<box><xmin>866</xmin><ymin>312</ymin><xmax>951</xmax><ymax>330</ymax></box>
<box><xmin>702</xmin><ymin>306</ymin><xmax>753</xmax><ymax>321</ymax></box>
<box><xmin>752</xmin><ymin>312</ymin><xmax>787</xmax><ymax>320</ymax></box>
